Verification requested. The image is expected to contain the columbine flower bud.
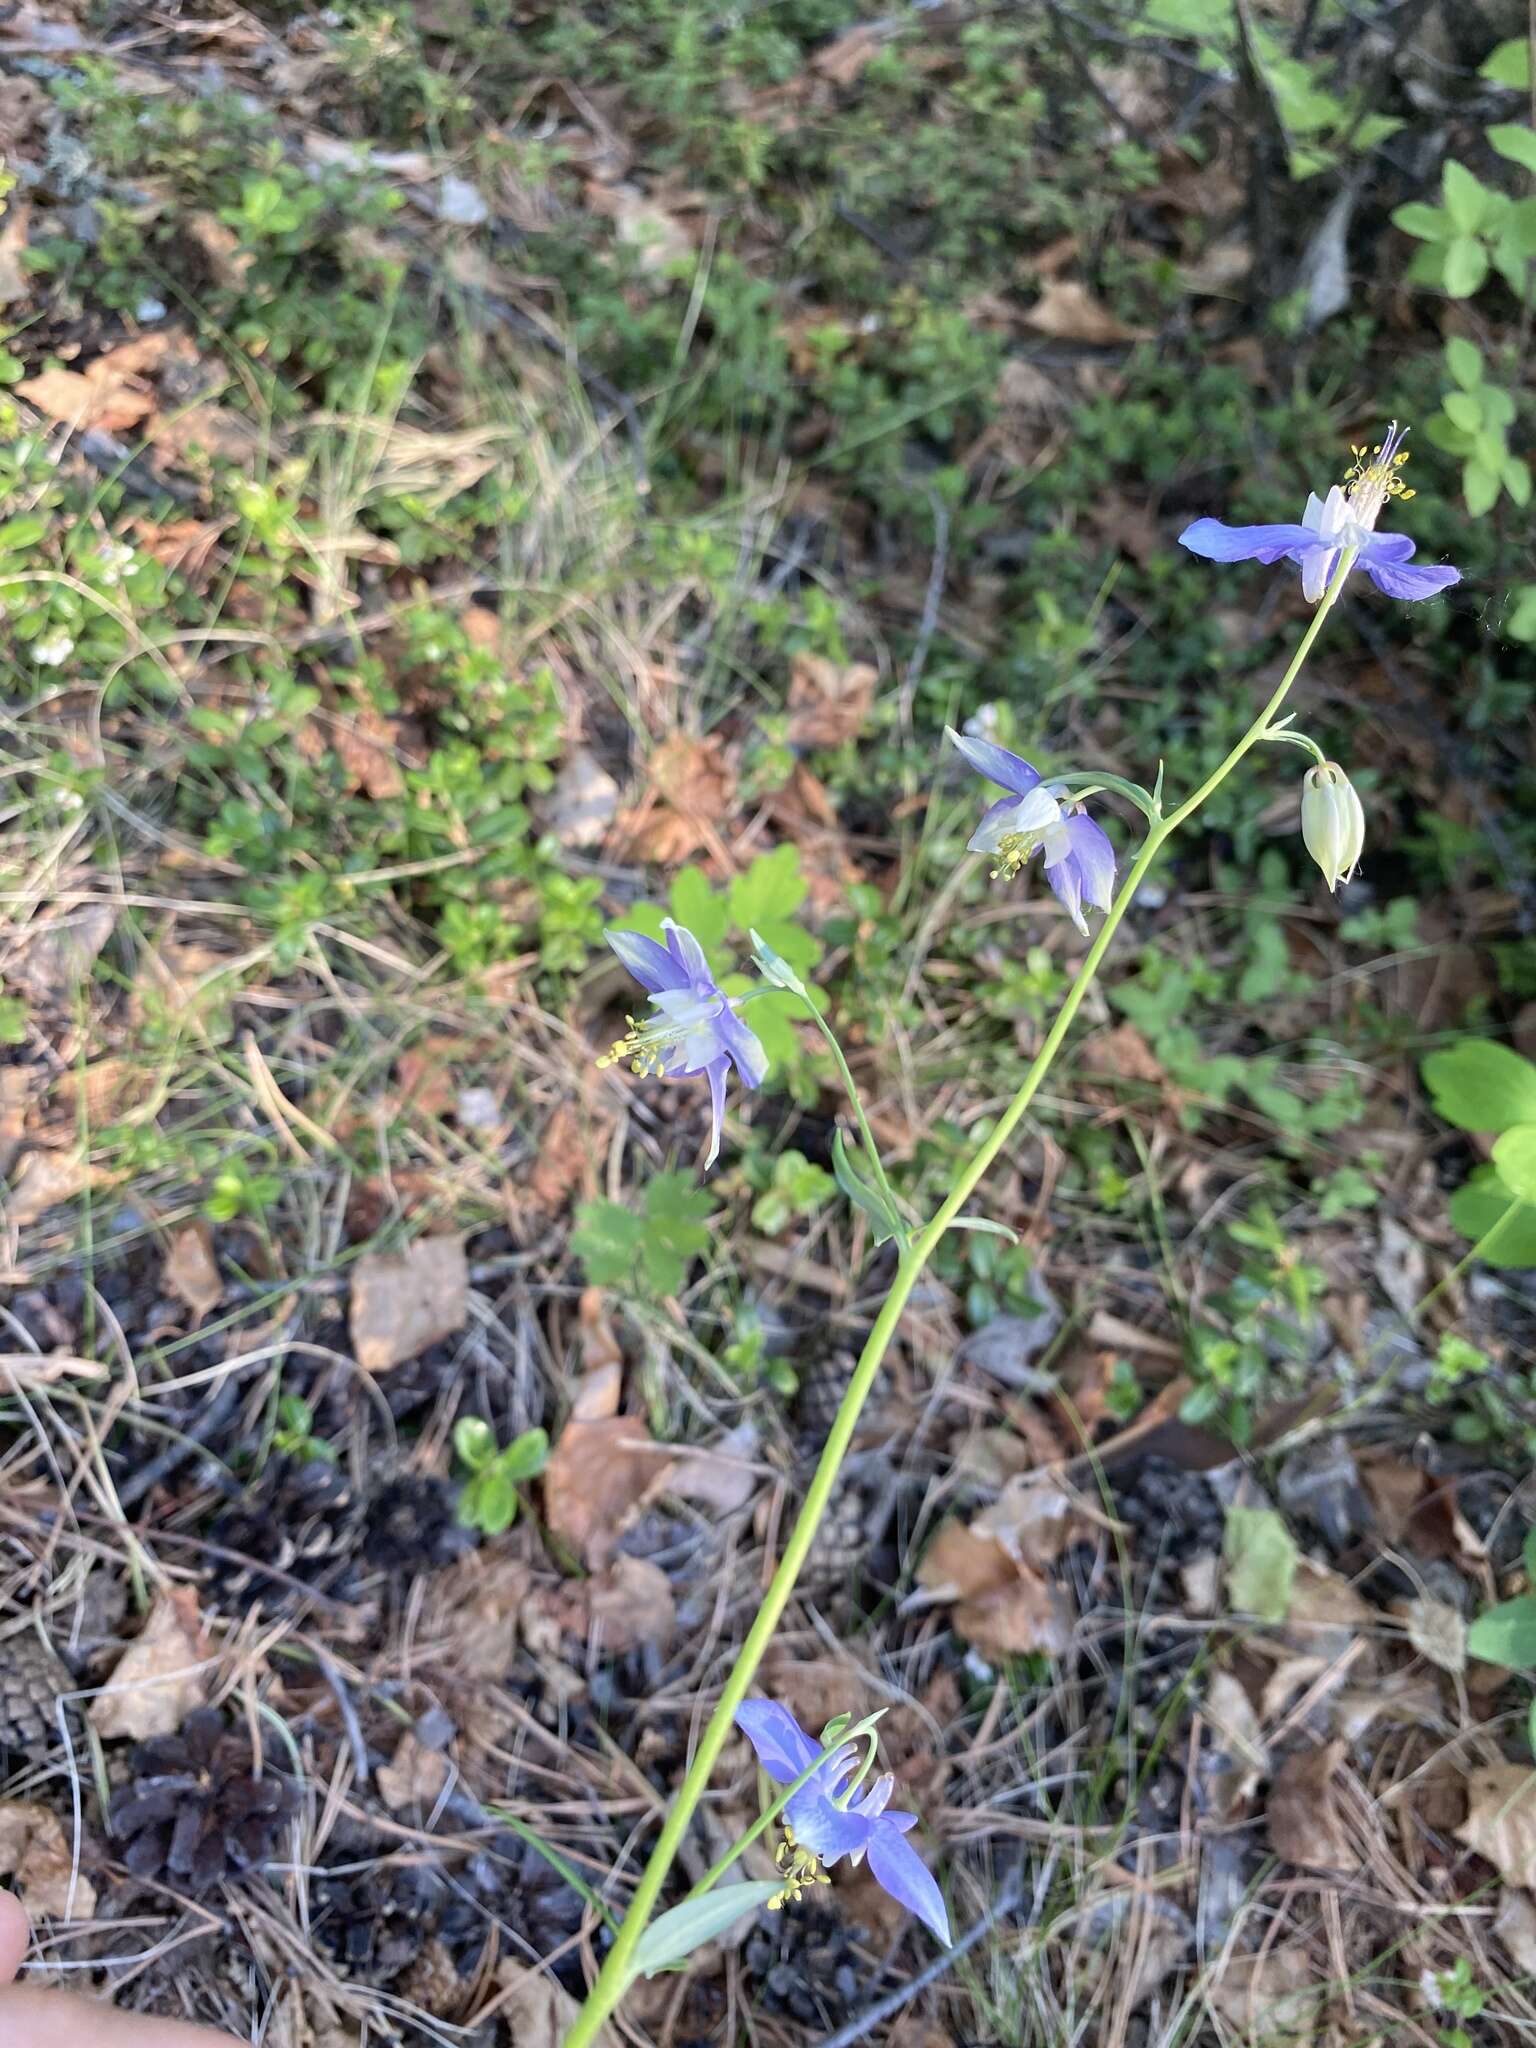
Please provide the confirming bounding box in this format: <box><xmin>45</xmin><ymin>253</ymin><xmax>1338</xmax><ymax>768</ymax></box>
<box><xmin>1301</xmin><ymin>762</ymin><xmax>1364</xmax><ymax>892</ymax></box>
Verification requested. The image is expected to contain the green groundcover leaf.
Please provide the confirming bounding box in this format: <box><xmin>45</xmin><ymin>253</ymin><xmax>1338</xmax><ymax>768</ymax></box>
<box><xmin>1422</xmin><ymin>1040</ymin><xmax>1536</xmax><ymax>1133</ymax></box>
<box><xmin>1492</xmin><ymin>1126</ymin><xmax>1536</xmax><ymax>1207</ymax></box>
<box><xmin>1468</xmin><ymin>1596</ymin><xmax>1536</xmax><ymax>1671</ymax></box>
<box><xmin>630</xmin><ymin>1882</ymin><xmax>782</xmax><ymax>1979</ymax></box>
<box><xmin>1223</xmin><ymin>1507</ymin><xmax>1297</xmax><ymax>1625</ymax></box>
<box><xmin>1448</xmin><ymin>1169</ymin><xmax>1536</xmax><ymax>1268</ymax></box>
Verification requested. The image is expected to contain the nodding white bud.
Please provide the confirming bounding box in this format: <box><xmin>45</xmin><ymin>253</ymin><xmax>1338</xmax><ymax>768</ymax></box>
<box><xmin>1301</xmin><ymin>762</ymin><xmax>1365</xmax><ymax>893</ymax></box>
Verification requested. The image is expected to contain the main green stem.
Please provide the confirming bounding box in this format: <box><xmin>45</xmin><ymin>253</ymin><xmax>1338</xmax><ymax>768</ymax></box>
<box><xmin>566</xmin><ymin>558</ymin><xmax>1353</xmax><ymax>2046</ymax></box>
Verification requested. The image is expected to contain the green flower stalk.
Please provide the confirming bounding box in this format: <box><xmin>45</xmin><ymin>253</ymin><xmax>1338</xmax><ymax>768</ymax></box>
<box><xmin>569</xmin><ymin>538</ymin><xmax>1365</xmax><ymax>2044</ymax></box>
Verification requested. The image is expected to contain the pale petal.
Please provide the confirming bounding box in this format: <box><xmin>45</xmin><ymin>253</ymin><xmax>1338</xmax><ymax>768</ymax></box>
<box><xmin>945</xmin><ymin>725</ymin><xmax>1042</xmax><ymax>796</ymax></box>
<box><xmin>606</xmin><ymin>928</ymin><xmax>685</xmax><ymax>992</ymax></box>
<box><xmin>867</xmin><ymin>1825</ymin><xmax>951</xmax><ymax>1945</ymax></box>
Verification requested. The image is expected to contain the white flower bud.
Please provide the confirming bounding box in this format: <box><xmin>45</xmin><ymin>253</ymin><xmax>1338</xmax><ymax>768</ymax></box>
<box><xmin>1301</xmin><ymin>761</ymin><xmax>1364</xmax><ymax>892</ymax></box>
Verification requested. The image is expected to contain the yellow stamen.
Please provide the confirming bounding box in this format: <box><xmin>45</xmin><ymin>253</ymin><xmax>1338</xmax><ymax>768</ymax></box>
<box><xmin>596</xmin><ymin>1015</ymin><xmax>668</xmax><ymax>1077</ymax></box>
<box><xmin>767</xmin><ymin>1826</ymin><xmax>829</xmax><ymax>1910</ymax></box>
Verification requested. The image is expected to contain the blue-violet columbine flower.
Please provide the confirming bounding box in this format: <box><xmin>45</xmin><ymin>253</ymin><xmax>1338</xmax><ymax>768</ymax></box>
<box><xmin>947</xmin><ymin>726</ymin><xmax>1115</xmax><ymax>936</ymax></box>
<box><xmin>1178</xmin><ymin>422</ymin><xmax>1460</xmax><ymax>603</ymax></box>
<box><xmin>600</xmin><ymin>919</ymin><xmax>767</xmax><ymax>1169</ymax></box>
<box><xmin>735</xmin><ymin>1698</ymin><xmax>951</xmax><ymax>1945</ymax></box>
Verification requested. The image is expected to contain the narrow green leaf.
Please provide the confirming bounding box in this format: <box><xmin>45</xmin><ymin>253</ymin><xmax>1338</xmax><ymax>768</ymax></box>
<box><xmin>1464</xmin><ymin>460</ymin><xmax>1501</xmax><ymax>517</ymax></box>
<box><xmin>946</xmin><ymin>1215</ymin><xmax>1021</xmax><ymax>1243</ymax></box>
<box><xmin>630</xmin><ymin>1882</ymin><xmax>783</xmax><ymax>1980</ymax></box>
<box><xmin>1390</xmin><ymin>200</ymin><xmax>1450</xmax><ymax>242</ymax></box>
<box><xmin>1444</xmin><ymin>336</ymin><xmax>1482</xmax><ymax>390</ymax></box>
<box><xmin>1481</xmin><ymin>37</ymin><xmax>1531</xmax><ymax>88</ymax></box>
<box><xmin>1443</xmin><ymin>234</ymin><xmax>1490</xmax><ymax>298</ymax></box>
<box><xmin>1489</xmin><ymin>123</ymin><xmax>1536</xmax><ymax>176</ymax></box>
<box><xmin>1442</xmin><ymin>160</ymin><xmax>1491</xmax><ymax>234</ymax></box>
<box><xmin>832</xmin><ymin>1128</ymin><xmax>902</xmax><ymax>1246</ymax></box>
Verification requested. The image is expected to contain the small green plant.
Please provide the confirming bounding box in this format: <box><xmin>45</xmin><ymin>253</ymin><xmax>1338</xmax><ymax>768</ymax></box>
<box><xmin>453</xmin><ymin>1418</ymin><xmax>549</xmax><ymax>1536</ymax></box>
<box><xmin>1422</xmin><ymin>1039</ymin><xmax>1536</xmax><ymax>1267</ymax></box>
<box><xmin>747</xmin><ymin>1150</ymin><xmax>834</xmax><ymax>1235</ymax></box>
<box><xmin>1182</xmin><ymin>1206</ymin><xmax>1325</xmax><ymax>1443</ymax></box>
<box><xmin>272</xmin><ymin>1394</ymin><xmax>336</xmax><ymax>1465</ymax></box>
<box><xmin>205</xmin><ymin>1153</ymin><xmax>285</xmax><ymax>1223</ymax></box>
<box><xmin>1424</xmin><ymin>337</ymin><xmax>1529</xmax><ymax>517</ymax></box>
<box><xmin>573</xmin><ymin>1172</ymin><xmax>719</xmax><ymax>1297</ymax></box>
<box><xmin>1430</xmin><ymin>1955</ymin><xmax>1490</xmax><ymax>2048</ymax></box>
<box><xmin>721</xmin><ymin>1299</ymin><xmax>797</xmax><ymax>1398</ymax></box>
<box><xmin>1392</xmin><ymin>152</ymin><xmax>1536</xmax><ymax>302</ymax></box>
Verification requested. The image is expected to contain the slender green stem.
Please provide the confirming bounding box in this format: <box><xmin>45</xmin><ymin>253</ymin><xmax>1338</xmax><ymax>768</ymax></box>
<box><xmin>566</xmin><ymin>557</ymin><xmax>1354</xmax><ymax>2048</ymax></box>
<box><xmin>798</xmin><ymin>998</ymin><xmax>907</xmax><ymax>1234</ymax></box>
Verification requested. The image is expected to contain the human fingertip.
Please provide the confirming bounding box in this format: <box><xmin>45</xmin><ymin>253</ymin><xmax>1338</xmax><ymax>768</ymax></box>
<box><xmin>0</xmin><ymin>1888</ymin><xmax>30</xmax><ymax>1984</ymax></box>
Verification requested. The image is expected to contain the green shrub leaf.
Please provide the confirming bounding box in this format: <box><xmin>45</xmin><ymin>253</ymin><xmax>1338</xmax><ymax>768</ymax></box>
<box><xmin>1422</xmin><ymin>1041</ymin><xmax>1536</xmax><ymax>1132</ymax></box>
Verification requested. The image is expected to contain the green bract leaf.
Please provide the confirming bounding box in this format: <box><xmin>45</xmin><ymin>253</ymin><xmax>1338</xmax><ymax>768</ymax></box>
<box><xmin>1448</xmin><ymin>1169</ymin><xmax>1536</xmax><ymax>1268</ymax></box>
<box><xmin>945</xmin><ymin>1215</ymin><xmax>1021</xmax><ymax>1243</ymax></box>
<box><xmin>1440</xmin><ymin>390</ymin><xmax>1482</xmax><ymax>434</ymax></box>
<box><xmin>1390</xmin><ymin>200</ymin><xmax>1449</xmax><ymax>242</ymax></box>
<box><xmin>1443</xmin><ymin>234</ymin><xmax>1490</xmax><ymax>298</ymax></box>
<box><xmin>1493</xmin><ymin>1127</ymin><xmax>1536</xmax><ymax>1207</ymax></box>
<box><xmin>1444</xmin><ymin>336</ymin><xmax>1482</xmax><ymax>390</ymax></box>
<box><xmin>1482</xmin><ymin>37</ymin><xmax>1531</xmax><ymax>88</ymax></box>
<box><xmin>1223</xmin><ymin>1507</ymin><xmax>1298</xmax><ymax>1624</ymax></box>
<box><xmin>1505</xmin><ymin>458</ymin><xmax>1533</xmax><ymax>509</ymax></box>
<box><xmin>749</xmin><ymin>927</ymin><xmax>808</xmax><ymax>998</ymax></box>
<box><xmin>1467</xmin><ymin>1595</ymin><xmax>1536</xmax><ymax>1671</ymax></box>
<box><xmin>1489</xmin><ymin>123</ymin><xmax>1536</xmax><ymax>175</ymax></box>
<box><xmin>832</xmin><ymin>1127</ymin><xmax>904</xmax><ymax>1247</ymax></box>
<box><xmin>630</xmin><ymin>1882</ymin><xmax>783</xmax><ymax>1980</ymax></box>
<box><xmin>1422</xmin><ymin>1040</ymin><xmax>1536</xmax><ymax>1133</ymax></box>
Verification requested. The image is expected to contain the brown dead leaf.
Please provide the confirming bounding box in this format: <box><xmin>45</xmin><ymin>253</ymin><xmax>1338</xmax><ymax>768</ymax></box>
<box><xmin>1208</xmin><ymin>1945</ymin><xmax>1324</xmax><ymax>2047</ymax></box>
<box><xmin>1494</xmin><ymin>1889</ymin><xmax>1536</xmax><ymax>1974</ymax></box>
<box><xmin>395</xmin><ymin>1036</ymin><xmax>463</xmax><ymax>1119</ymax></box>
<box><xmin>1331</xmin><ymin>1669</ymin><xmax>1441</xmax><ymax>1746</ymax></box>
<box><xmin>577</xmin><ymin>1286</ymin><xmax>624</xmax><ymax>1379</ymax></box>
<box><xmin>147</xmin><ymin>401</ymin><xmax>265</xmax><ymax>467</ymax></box>
<box><xmin>1203</xmin><ymin>1670</ymin><xmax>1268</xmax><ymax>1821</ymax></box>
<box><xmin>14</xmin><ymin>901</ymin><xmax>116</xmax><ymax>1005</ymax></box>
<box><xmin>545</xmin><ymin>746</ymin><xmax>620</xmax><ymax>849</ymax></box>
<box><xmin>617</xmin><ymin>734</ymin><xmax>734</xmax><ymax>865</ymax></box>
<box><xmin>569</xmin><ymin>1365</ymin><xmax>621</xmax><ymax>1423</ymax></box>
<box><xmin>51</xmin><ymin>1056</ymin><xmax>136</xmax><ymax>1128</ymax></box>
<box><xmin>972</xmin><ymin>1475</ymin><xmax>1098</xmax><ymax>1566</ymax></box>
<box><xmin>331</xmin><ymin>706</ymin><xmax>405</xmax><ymax>799</ymax></box>
<box><xmin>543</xmin><ymin>1413</ymin><xmax>665</xmax><ymax>1567</ymax></box>
<box><xmin>494</xmin><ymin>1960</ymin><xmax>618</xmax><ymax>2048</ymax></box>
<box><xmin>588</xmin><ymin>182</ymin><xmax>692</xmax><ymax>274</ymax></box>
<box><xmin>376</xmin><ymin>1729</ymin><xmax>451</xmax><ymax>1813</ymax></box>
<box><xmin>1268</xmin><ymin>1741</ymin><xmax>1358</xmax><ymax>1871</ymax></box>
<box><xmin>162</xmin><ymin>1223</ymin><xmax>223</xmax><ymax>1325</ymax></box>
<box><xmin>0</xmin><ymin>197</ymin><xmax>30</xmax><ymax>306</ymax></box>
<box><xmin>186</xmin><ymin>211</ymin><xmax>254</xmax><ymax>288</ymax></box>
<box><xmin>1403</xmin><ymin>1594</ymin><xmax>1467</xmax><ymax>1674</ymax></box>
<box><xmin>89</xmin><ymin>1588</ymin><xmax>207</xmax><ymax>1740</ymax></box>
<box><xmin>0</xmin><ymin>77</ymin><xmax>47</xmax><ymax>158</ymax></box>
<box><xmin>918</xmin><ymin>1519</ymin><xmax>1016</xmax><ymax>1602</ymax></box>
<box><xmin>1458</xmin><ymin>1765</ymin><xmax>1536</xmax><ymax>1886</ymax></box>
<box><xmin>350</xmin><ymin>1235</ymin><xmax>468</xmax><ymax>1372</ymax></box>
<box><xmin>435</xmin><ymin>1552</ymin><xmax>531</xmax><ymax>1682</ymax></box>
<box><xmin>585</xmin><ymin>1555</ymin><xmax>675</xmax><ymax>1652</ymax></box>
<box><xmin>129</xmin><ymin>515</ymin><xmax>225</xmax><ymax>583</ymax></box>
<box><xmin>956</xmin><ymin>1567</ymin><xmax>1073</xmax><ymax>1660</ymax></box>
<box><xmin>661</xmin><ymin>1419</ymin><xmax>759</xmax><ymax>1514</ymax></box>
<box><xmin>786</xmin><ymin>653</ymin><xmax>878</xmax><ymax>749</ymax></box>
<box><xmin>19</xmin><ymin>365</ymin><xmax>155</xmax><ymax>434</ymax></box>
<box><xmin>1079</xmin><ymin>1022</ymin><xmax>1166</xmax><ymax>1085</ymax></box>
<box><xmin>131</xmin><ymin>932</ymin><xmax>230</xmax><ymax>1023</ymax></box>
<box><xmin>526</xmin><ymin>1101</ymin><xmax>597</xmax><ymax>1215</ymax></box>
<box><xmin>0</xmin><ymin>1802</ymin><xmax>97</xmax><ymax>1919</ymax></box>
<box><xmin>812</xmin><ymin>21</ymin><xmax>889</xmax><ymax>85</ymax></box>
<box><xmin>1023</xmin><ymin>280</ymin><xmax>1148</xmax><ymax>346</ymax></box>
<box><xmin>7</xmin><ymin>1149</ymin><xmax>101</xmax><ymax>1227</ymax></box>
